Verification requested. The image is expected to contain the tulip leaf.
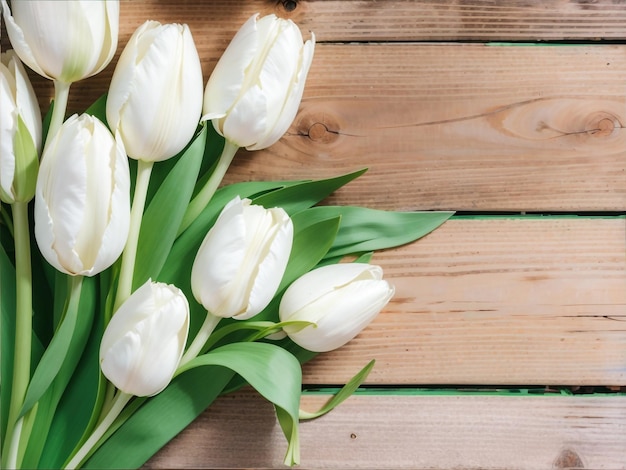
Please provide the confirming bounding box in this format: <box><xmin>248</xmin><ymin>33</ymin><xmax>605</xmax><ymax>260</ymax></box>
<box><xmin>17</xmin><ymin>275</ymin><xmax>95</xmax><ymax>467</ymax></box>
<box><xmin>37</xmin><ymin>296</ymin><xmax>105</xmax><ymax>469</ymax></box>
<box><xmin>132</xmin><ymin>127</ymin><xmax>207</xmax><ymax>290</ymax></box>
<box><xmin>178</xmin><ymin>342</ymin><xmax>303</xmax><ymax>466</ymax></box>
<box><xmin>252</xmin><ymin>168</ymin><xmax>366</xmax><ymax>214</ymax></box>
<box><xmin>282</xmin><ymin>213</ymin><xmax>341</xmax><ymax>290</ymax></box>
<box><xmin>82</xmin><ymin>367</ymin><xmax>236</xmax><ymax>469</ymax></box>
<box><xmin>84</xmin><ymin>94</ymin><xmax>108</xmax><ymax>124</ymax></box>
<box><xmin>19</xmin><ymin>276</ymin><xmax>95</xmax><ymax>419</ymax></box>
<box><xmin>301</xmin><ymin>206</ymin><xmax>454</xmax><ymax>258</ymax></box>
<box><xmin>299</xmin><ymin>360</ymin><xmax>375</xmax><ymax>420</ymax></box>
<box><xmin>0</xmin><ymin>245</ymin><xmax>16</xmax><ymax>442</ymax></box>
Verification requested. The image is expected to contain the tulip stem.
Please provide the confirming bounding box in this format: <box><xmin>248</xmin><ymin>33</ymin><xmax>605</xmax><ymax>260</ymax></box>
<box><xmin>64</xmin><ymin>391</ymin><xmax>132</xmax><ymax>470</ymax></box>
<box><xmin>180</xmin><ymin>312</ymin><xmax>221</xmax><ymax>366</ymax></box>
<box><xmin>3</xmin><ymin>202</ymin><xmax>33</xmax><ymax>469</ymax></box>
<box><xmin>46</xmin><ymin>80</ymin><xmax>71</xmax><ymax>148</ymax></box>
<box><xmin>178</xmin><ymin>139</ymin><xmax>239</xmax><ymax>235</ymax></box>
<box><xmin>114</xmin><ymin>160</ymin><xmax>154</xmax><ymax>311</ymax></box>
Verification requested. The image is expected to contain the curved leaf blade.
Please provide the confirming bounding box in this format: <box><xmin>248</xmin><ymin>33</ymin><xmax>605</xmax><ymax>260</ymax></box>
<box><xmin>132</xmin><ymin>127</ymin><xmax>207</xmax><ymax>289</ymax></box>
<box><xmin>179</xmin><ymin>342</ymin><xmax>302</xmax><ymax>465</ymax></box>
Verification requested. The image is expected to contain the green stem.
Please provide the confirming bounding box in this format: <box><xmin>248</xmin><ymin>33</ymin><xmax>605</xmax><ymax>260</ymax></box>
<box><xmin>178</xmin><ymin>140</ymin><xmax>239</xmax><ymax>235</ymax></box>
<box><xmin>5</xmin><ymin>415</ymin><xmax>24</xmax><ymax>469</ymax></box>
<box><xmin>3</xmin><ymin>202</ymin><xmax>33</xmax><ymax>469</ymax></box>
<box><xmin>63</xmin><ymin>392</ymin><xmax>132</xmax><ymax>470</ymax></box>
<box><xmin>46</xmin><ymin>80</ymin><xmax>71</xmax><ymax>149</ymax></box>
<box><xmin>114</xmin><ymin>159</ymin><xmax>154</xmax><ymax>311</ymax></box>
<box><xmin>179</xmin><ymin>312</ymin><xmax>221</xmax><ymax>367</ymax></box>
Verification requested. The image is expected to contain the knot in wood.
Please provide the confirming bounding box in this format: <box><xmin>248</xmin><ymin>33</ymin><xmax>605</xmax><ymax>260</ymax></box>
<box><xmin>587</xmin><ymin>111</ymin><xmax>620</xmax><ymax>138</ymax></box>
<box><xmin>281</xmin><ymin>0</ymin><xmax>297</xmax><ymax>12</ymax></box>
<box><xmin>296</xmin><ymin>112</ymin><xmax>341</xmax><ymax>144</ymax></box>
<box><xmin>554</xmin><ymin>448</ymin><xmax>584</xmax><ymax>468</ymax></box>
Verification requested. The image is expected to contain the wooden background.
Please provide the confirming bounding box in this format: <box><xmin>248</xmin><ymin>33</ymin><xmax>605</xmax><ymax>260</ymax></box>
<box><xmin>4</xmin><ymin>1</ymin><xmax>626</xmax><ymax>468</ymax></box>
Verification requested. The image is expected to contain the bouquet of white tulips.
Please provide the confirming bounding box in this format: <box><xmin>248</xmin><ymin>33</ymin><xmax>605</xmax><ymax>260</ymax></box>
<box><xmin>0</xmin><ymin>2</ymin><xmax>452</xmax><ymax>468</ymax></box>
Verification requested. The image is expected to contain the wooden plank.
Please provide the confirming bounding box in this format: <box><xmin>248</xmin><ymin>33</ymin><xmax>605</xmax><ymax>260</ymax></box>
<box><xmin>292</xmin><ymin>0</ymin><xmax>626</xmax><ymax>42</ymax></box>
<box><xmin>300</xmin><ymin>217</ymin><xmax>626</xmax><ymax>386</ymax></box>
<box><xmin>4</xmin><ymin>17</ymin><xmax>625</xmax><ymax>212</ymax></box>
<box><xmin>82</xmin><ymin>1</ymin><xmax>626</xmax><ymax>46</ymax></box>
<box><xmin>145</xmin><ymin>391</ymin><xmax>626</xmax><ymax>469</ymax></box>
<box><xmin>227</xmin><ymin>43</ymin><xmax>626</xmax><ymax>212</ymax></box>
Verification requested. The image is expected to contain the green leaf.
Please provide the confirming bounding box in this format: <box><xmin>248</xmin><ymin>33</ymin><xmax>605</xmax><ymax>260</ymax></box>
<box><xmin>281</xmin><ymin>212</ymin><xmax>341</xmax><ymax>291</ymax></box>
<box><xmin>38</xmin><ymin>290</ymin><xmax>105</xmax><ymax>469</ymax></box>
<box><xmin>300</xmin><ymin>360</ymin><xmax>375</xmax><ymax>420</ymax></box>
<box><xmin>252</xmin><ymin>168</ymin><xmax>366</xmax><ymax>215</ymax></box>
<box><xmin>300</xmin><ymin>206</ymin><xmax>454</xmax><ymax>258</ymax></box>
<box><xmin>19</xmin><ymin>276</ymin><xmax>95</xmax><ymax>418</ymax></box>
<box><xmin>132</xmin><ymin>127</ymin><xmax>207</xmax><ymax>289</ymax></box>
<box><xmin>83</xmin><ymin>367</ymin><xmax>235</xmax><ymax>469</ymax></box>
<box><xmin>179</xmin><ymin>342</ymin><xmax>303</xmax><ymax>465</ymax></box>
<box><xmin>1</xmin><ymin>245</ymin><xmax>16</xmax><ymax>442</ymax></box>
<box><xmin>19</xmin><ymin>276</ymin><xmax>96</xmax><ymax>467</ymax></box>
<box><xmin>84</xmin><ymin>94</ymin><xmax>108</xmax><ymax>124</ymax></box>
<box><xmin>11</xmin><ymin>114</ymin><xmax>39</xmax><ymax>202</ymax></box>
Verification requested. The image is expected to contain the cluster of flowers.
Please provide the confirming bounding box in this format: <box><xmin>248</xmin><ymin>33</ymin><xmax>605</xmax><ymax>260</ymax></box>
<box><xmin>1</xmin><ymin>2</ymin><xmax>400</xmax><ymax>468</ymax></box>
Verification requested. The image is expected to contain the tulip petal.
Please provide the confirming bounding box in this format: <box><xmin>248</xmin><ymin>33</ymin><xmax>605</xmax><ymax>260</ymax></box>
<box><xmin>222</xmin><ymin>84</ymin><xmax>267</xmax><ymax>148</ymax></box>
<box><xmin>284</xmin><ymin>278</ymin><xmax>394</xmax><ymax>352</ymax></box>
<box><xmin>191</xmin><ymin>197</ymin><xmax>247</xmax><ymax>315</ymax></box>
<box><xmin>255</xmin><ymin>20</ymin><xmax>301</xmax><ymax>136</ymax></box>
<box><xmin>100</xmin><ymin>281</ymin><xmax>189</xmax><ymax>396</ymax></box>
<box><xmin>240</xmin><ymin>209</ymin><xmax>293</xmax><ymax>319</ymax></box>
<box><xmin>91</xmin><ymin>135</ymin><xmax>130</xmax><ymax>274</ymax></box>
<box><xmin>0</xmin><ymin>0</ymin><xmax>51</xmax><ymax>79</ymax></box>
<box><xmin>191</xmin><ymin>197</ymin><xmax>294</xmax><ymax>320</ymax></box>
<box><xmin>108</xmin><ymin>22</ymin><xmax>202</xmax><ymax>161</ymax></box>
<box><xmin>34</xmin><ymin>114</ymin><xmax>129</xmax><ymax>276</ymax></box>
<box><xmin>203</xmin><ymin>14</ymin><xmax>259</xmax><ymax>120</ymax></box>
<box><xmin>280</xmin><ymin>263</ymin><xmax>382</xmax><ymax>320</ymax></box>
<box><xmin>248</xmin><ymin>34</ymin><xmax>315</xmax><ymax>151</ymax></box>
<box><xmin>0</xmin><ymin>64</ymin><xmax>17</xmax><ymax>199</ymax></box>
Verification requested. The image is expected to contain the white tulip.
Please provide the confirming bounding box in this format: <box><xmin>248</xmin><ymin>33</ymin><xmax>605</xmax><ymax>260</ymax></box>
<box><xmin>34</xmin><ymin>114</ymin><xmax>130</xmax><ymax>276</ymax></box>
<box><xmin>100</xmin><ymin>280</ymin><xmax>190</xmax><ymax>397</ymax></box>
<box><xmin>1</xmin><ymin>0</ymin><xmax>119</xmax><ymax>83</ymax></box>
<box><xmin>191</xmin><ymin>196</ymin><xmax>293</xmax><ymax>320</ymax></box>
<box><xmin>106</xmin><ymin>21</ymin><xmax>203</xmax><ymax>162</ymax></box>
<box><xmin>202</xmin><ymin>13</ymin><xmax>315</xmax><ymax>150</ymax></box>
<box><xmin>279</xmin><ymin>264</ymin><xmax>395</xmax><ymax>352</ymax></box>
<box><xmin>1</xmin><ymin>50</ymin><xmax>41</xmax><ymax>203</ymax></box>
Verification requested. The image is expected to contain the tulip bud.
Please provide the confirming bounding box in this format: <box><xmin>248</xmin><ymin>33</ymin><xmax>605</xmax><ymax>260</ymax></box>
<box><xmin>1</xmin><ymin>0</ymin><xmax>119</xmax><ymax>83</ymax></box>
<box><xmin>191</xmin><ymin>196</ymin><xmax>293</xmax><ymax>320</ymax></box>
<box><xmin>279</xmin><ymin>264</ymin><xmax>395</xmax><ymax>352</ymax></box>
<box><xmin>202</xmin><ymin>13</ymin><xmax>315</xmax><ymax>150</ymax></box>
<box><xmin>106</xmin><ymin>21</ymin><xmax>203</xmax><ymax>162</ymax></box>
<box><xmin>34</xmin><ymin>114</ymin><xmax>130</xmax><ymax>276</ymax></box>
<box><xmin>100</xmin><ymin>280</ymin><xmax>190</xmax><ymax>397</ymax></box>
<box><xmin>1</xmin><ymin>50</ymin><xmax>41</xmax><ymax>204</ymax></box>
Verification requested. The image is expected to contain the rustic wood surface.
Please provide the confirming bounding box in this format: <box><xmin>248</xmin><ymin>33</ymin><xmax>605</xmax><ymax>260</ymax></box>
<box><xmin>146</xmin><ymin>390</ymin><xmax>626</xmax><ymax>469</ymax></box>
<box><xmin>304</xmin><ymin>217</ymin><xmax>626</xmax><ymax>386</ymax></box>
<box><xmin>3</xmin><ymin>0</ymin><xmax>625</xmax><ymax>469</ymax></box>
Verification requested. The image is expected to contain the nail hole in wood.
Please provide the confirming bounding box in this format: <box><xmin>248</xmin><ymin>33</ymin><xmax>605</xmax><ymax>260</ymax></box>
<box><xmin>282</xmin><ymin>0</ymin><xmax>297</xmax><ymax>12</ymax></box>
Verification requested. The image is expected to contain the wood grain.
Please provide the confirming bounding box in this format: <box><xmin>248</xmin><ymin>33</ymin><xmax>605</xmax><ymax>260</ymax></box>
<box><xmin>2</xmin><ymin>2</ymin><xmax>625</xmax><ymax>469</ymax></box>
<box><xmin>291</xmin><ymin>0</ymin><xmax>626</xmax><ymax>42</ymax></box>
<box><xmin>229</xmin><ymin>43</ymin><xmax>626</xmax><ymax>212</ymax></box>
<box><xmin>301</xmin><ymin>217</ymin><xmax>626</xmax><ymax>386</ymax></box>
<box><xmin>145</xmin><ymin>391</ymin><xmax>626</xmax><ymax>469</ymax></box>
<box><xmin>3</xmin><ymin>7</ymin><xmax>625</xmax><ymax>212</ymax></box>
